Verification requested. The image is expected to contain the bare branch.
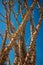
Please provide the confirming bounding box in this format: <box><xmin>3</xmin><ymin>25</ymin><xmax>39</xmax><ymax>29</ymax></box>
<box><xmin>30</xmin><ymin>16</ymin><xmax>35</xmax><ymax>40</ymax></box>
<box><xmin>18</xmin><ymin>29</ymin><xmax>26</xmax><ymax>65</ymax></box>
<box><xmin>7</xmin><ymin>57</ymin><xmax>10</xmax><ymax>65</ymax></box>
<box><xmin>1</xmin><ymin>1</ymin><xmax>36</xmax><ymax>60</ymax></box>
<box><xmin>32</xmin><ymin>17</ymin><xmax>42</xmax><ymax>40</ymax></box>
<box><xmin>23</xmin><ymin>13</ymin><xmax>43</xmax><ymax>65</ymax></box>
<box><xmin>0</xmin><ymin>0</ymin><xmax>42</xmax><ymax>65</ymax></box>
<box><xmin>1</xmin><ymin>30</ymin><xmax>7</xmax><ymax>52</ymax></box>
<box><xmin>24</xmin><ymin>0</ymin><xmax>28</xmax><ymax>10</ymax></box>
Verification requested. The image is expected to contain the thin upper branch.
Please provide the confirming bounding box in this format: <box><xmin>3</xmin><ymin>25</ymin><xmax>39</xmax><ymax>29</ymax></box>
<box><xmin>1</xmin><ymin>30</ymin><xmax>7</xmax><ymax>52</ymax></box>
<box><xmin>0</xmin><ymin>1</ymin><xmax>36</xmax><ymax>64</ymax></box>
<box><xmin>23</xmin><ymin>14</ymin><xmax>43</xmax><ymax>65</ymax></box>
<box><xmin>30</xmin><ymin>16</ymin><xmax>35</xmax><ymax>40</ymax></box>
<box><xmin>24</xmin><ymin>0</ymin><xmax>28</xmax><ymax>10</ymax></box>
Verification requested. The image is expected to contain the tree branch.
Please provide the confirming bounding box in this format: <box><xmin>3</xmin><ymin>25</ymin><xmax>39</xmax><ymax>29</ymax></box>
<box><xmin>0</xmin><ymin>1</ymin><xmax>36</xmax><ymax>64</ymax></box>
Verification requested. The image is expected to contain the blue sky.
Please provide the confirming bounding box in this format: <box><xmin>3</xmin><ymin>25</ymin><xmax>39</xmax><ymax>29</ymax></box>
<box><xmin>0</xmin><ymin>0</ymin><xmax>43</xmax><ymax>65</ymax></box>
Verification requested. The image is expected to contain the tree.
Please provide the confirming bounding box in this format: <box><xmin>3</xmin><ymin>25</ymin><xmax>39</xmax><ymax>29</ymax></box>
<box><xmin>0</xmin><ymin>0</ymin><xmax>43</xmax><ymax>65</ymax></box>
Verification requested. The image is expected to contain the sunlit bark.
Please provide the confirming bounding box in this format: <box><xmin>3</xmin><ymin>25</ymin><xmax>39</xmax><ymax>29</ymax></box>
<box><xmin>0</xmin><ymin>0</ymin><xmax>43</xmax><ymax>65</ymax></box>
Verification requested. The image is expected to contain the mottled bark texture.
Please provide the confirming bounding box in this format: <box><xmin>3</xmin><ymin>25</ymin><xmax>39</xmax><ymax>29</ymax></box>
<box><xmin>0</xmin><ymin>0</ymin><xmax>43</xmax><ymax>65</ymax></box>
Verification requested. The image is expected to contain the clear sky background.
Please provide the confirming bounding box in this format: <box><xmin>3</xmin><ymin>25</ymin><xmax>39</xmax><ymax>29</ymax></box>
<box><xmin>0</xmin><ymin>0</ymin><xmax>43</xmax><ymax>65</ymax></box>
